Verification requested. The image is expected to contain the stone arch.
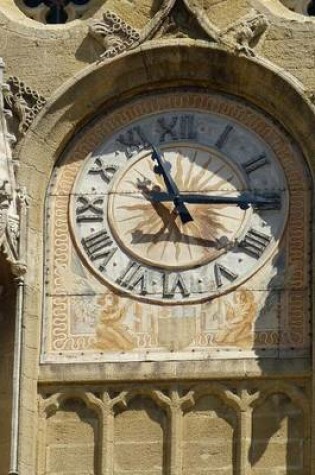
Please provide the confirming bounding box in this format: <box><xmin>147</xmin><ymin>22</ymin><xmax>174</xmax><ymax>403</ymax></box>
<box><xmin>112</xmin><ymin>391</ymin><xmax>168</xmax><ymax>475</ymax></box>
<box><xmin>17</xmin><ymin>42</ymin><xmax>315</xmax><ymax>174</ymax></box>
<box><xmin>17</xmin><ymin>41</ymin><xmax>315</xmax><ymax>355</ymax></box>
<box><xmin>250</xmin><ymin>383</ymin><xmax>310</xmax><ymax>474</ymax></box>
<box><xmin>38</xmin><ymin>391</ymin><xmax>103</xmax><ymax>475</ymax></box>
<box><xmin>16</xmin><ymin>42</ymin><xmax>315</xmax><ymax>471</ymax></box>
<box><xmin>182</xmin><ymin>384</ymin><xmax>240</xmax><ymax>475</ymax></box>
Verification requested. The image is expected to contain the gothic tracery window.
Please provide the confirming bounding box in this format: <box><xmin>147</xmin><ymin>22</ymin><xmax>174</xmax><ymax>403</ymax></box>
<box><xmin>16</xmin><ymin>0</ymin><xmax>91</xmax><ymax>24</ymax></box>
<box><xmin>280</xmin><ymin>0</ymin><xmax>315</xmax><ymax>15</ymax></box>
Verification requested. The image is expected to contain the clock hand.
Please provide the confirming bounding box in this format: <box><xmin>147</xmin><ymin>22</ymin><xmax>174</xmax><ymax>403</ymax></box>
<box><xmin>147</xmin><ymin>191</ymin><xmax>281</xmax><ymax>210</ymax></box>
<box><xmin>150</xmin><ymin>145</ymin><xmax>193</xmax><ymax>223</ymax></box>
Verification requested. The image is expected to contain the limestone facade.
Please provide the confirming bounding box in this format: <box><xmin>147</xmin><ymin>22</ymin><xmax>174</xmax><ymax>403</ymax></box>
<box><xmin>0</xmin><ymin>1</ymin><xmax>315</xmax><ymax>474</ymax></box>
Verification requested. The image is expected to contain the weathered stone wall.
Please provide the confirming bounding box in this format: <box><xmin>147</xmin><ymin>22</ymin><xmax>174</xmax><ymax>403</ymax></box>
<box><xmin>0</xmin><ymin>1</ymin><xmax>312</xmax><ymax>97</ymax></box>
<box><xmin>0</xmin><ymin>1</ymin><xmax>314</xmax><ymax>474</ymax></box>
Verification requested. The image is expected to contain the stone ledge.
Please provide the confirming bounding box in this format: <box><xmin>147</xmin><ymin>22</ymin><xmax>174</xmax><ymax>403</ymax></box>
<box><xmin>38</xmin><ymin>357</ymin><xmax>311</xmax><ymax>384</ymax></box>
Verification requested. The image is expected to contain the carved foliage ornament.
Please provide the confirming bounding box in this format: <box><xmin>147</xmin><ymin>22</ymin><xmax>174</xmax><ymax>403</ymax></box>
<box><xmin>89</xmin><ymin>0</ymin><xmax>269</xmax><ymax>60</ymax></box>
<box><xmin>89</xmin><ymin>11</ymin><xmax>141</xmax><ymax>60</ymax></box>
<box><xmin>4</xmin><ymin>76</ymin><xmax>46</xmax><ymax>139</ymax></box>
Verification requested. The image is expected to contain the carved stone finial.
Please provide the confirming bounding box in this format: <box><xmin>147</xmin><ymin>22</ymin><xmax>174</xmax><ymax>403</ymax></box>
<box><xmin>220</xmin><ymin>13</ymin><xmax>270</xmax><ymax>57</ymax></box>
<box><xmin>3</xmin><ymin>76</ymin><xmax>46</xmax><ymax>140</ymax></box>
<box><xmin>89</xmin><ymin>11</ymin><xmax>141</xmax><ymax>59</ymax></box>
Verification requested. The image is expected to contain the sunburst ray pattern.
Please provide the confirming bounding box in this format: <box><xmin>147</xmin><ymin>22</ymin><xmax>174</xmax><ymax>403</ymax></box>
<box><xmin>108</xmin><ymin>146</ymin><xmax>248</xmax><ymax>270</ymax></box>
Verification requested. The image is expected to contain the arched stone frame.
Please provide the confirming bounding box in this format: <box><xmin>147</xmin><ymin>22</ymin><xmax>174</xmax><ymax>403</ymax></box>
<box><xmin>37</xmin><ymin>391</ymin><xmax>104</xmax><ymax>474</ymax></box>
<box><xmin>180</xmin><ymin>383</ymin><xmax>242</xmax><ymax>473</ymax></box>
<box><xmin>251</xmin><ymin>381</ymin><xmax>311</xmax><ymax>473</ymax></box>
<box><xmin>14</xmin><ymin>42</ymin><xmax>315</xmax><ymax>473</ymax></box>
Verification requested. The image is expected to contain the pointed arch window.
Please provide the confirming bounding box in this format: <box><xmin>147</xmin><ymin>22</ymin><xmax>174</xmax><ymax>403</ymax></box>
<box><xmin>16</xmin><ymin>0</ymin><xmax>91</xmax><ymax>24</ymax></box>
<box><xmin>280</xmin><ymin>0</ymin><xmax>315</xmax><ymax>15</ymax></box>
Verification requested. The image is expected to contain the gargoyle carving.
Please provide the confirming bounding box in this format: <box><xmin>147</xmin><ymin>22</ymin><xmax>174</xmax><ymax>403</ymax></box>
<box><xmin>4</xmin><ymin>76</ymin><xmax>46</xmax><ymax>137</ymax></box>
<box><xmin>89</xmin><ymin>11</ymin><xmax>141</xmax><ymax>59</ymax></box>
<box><xmin>220</xmin><ymin>13</ymin><xmax>270</xmax><ymax>57</ymax></box>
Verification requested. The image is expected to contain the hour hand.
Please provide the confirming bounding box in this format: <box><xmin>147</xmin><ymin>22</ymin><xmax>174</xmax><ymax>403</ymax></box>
<box><xmin>148</xmin><ymin>191</ymin><xmax>281</xmax><ymax>210</ymax></box>
<box><xmin>150</xmin><ymin>145</ymin><xmax>193</xmax><ymax>224</ymax></box>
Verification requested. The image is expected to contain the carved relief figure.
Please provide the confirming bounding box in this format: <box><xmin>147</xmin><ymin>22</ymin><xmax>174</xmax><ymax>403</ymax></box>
<box><xmin>215</xmin><ymin>290</ymin><xmax>257</xmax><ymax>348</ymax></box>
<box><xmin>220</xmin><ymin>13</ymin><xmax>269</xmax><ymax>56</ymax></box>
<box><xmin>95</xmin><ymin>293</ymin><xmax>136</xmax><ymax>351</ymax></box>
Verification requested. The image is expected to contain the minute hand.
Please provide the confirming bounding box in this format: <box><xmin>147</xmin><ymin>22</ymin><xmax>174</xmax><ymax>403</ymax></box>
<box><xmin>150</xmin><ymin>146</ymin><xmax>193</xmax><ymax>223</ymax></box>
<box><xmin>148</xmin><ymin>191</ymin><xmax>281</xmax><ymax>210</ymax></box>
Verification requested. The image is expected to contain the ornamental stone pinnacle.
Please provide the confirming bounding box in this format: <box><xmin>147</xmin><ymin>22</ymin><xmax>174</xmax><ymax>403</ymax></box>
<box><xmin>0</xmin><ymin>62</ymin><xmax>27</xmax><ymax>276</ymax></box>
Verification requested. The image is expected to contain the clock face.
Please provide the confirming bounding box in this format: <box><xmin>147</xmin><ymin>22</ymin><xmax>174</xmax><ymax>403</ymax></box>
<box><xmin>70</xmin><ymin>107</ymin><xmax>288</xmax><ymax>304</ymax></box>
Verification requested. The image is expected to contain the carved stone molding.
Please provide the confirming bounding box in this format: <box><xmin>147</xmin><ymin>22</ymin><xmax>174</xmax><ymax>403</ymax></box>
<box><xmin>4</xmin><ymin>76</ymin><xmax>46</xmax><ymax>140</ymax></box>
<box><xmin>89</xmin><ymin>1</ymin><xmax>269</xmax><ymax>61</ymax></box>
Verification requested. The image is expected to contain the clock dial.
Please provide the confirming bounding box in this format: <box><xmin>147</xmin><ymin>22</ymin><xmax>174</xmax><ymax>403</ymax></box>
<box><xmin>70</xmin><ymin>107</ymin><xmax>288</xmax><ymax>304</ymax></box>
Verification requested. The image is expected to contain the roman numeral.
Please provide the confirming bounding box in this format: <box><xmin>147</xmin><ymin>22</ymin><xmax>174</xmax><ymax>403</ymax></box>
<box><xmin>239</xmin><ymin>228</ymin><xmax>271</xmax><ymax>258</ymax></box>
<box><xmin>179</xmin><ymin>114</ymin><xmax>197</xmax><ymax>140</ymax></box>
<box><xmin>214</xmin><ymin>263</ymin><xmax>238</xmax><ymax>288</ymax></box>
<box><xmin>215</xmin><ymin>125</ymin><xmax>234</xmax><ymax>149</ymax></box>
<box><xmin>158</xmin><ymin>115</ymin><xmax>197</xmax><ymax>142</ymax></box>
<box><xmin>116</xmin><ymin>261</ymin><xmax>148</xmax><ymax>294</ymax></box>
<box><xmin>242</xmin><ymin>153</ymin><xmax>269</xmax><ymax>175</ymax></box>
<box><xmin>76</xmin><ymin>196</ymin><xmax>104</xmax><ymax>223</ymax></box>
<box><xmin>158</xmin><ymin>116</ymin><xmax>178</xmax><ymax>142</ymax></box>
<box><xmin>82</xmin><ymin>230</ymin><xmax>117</xmax><ymax>270</ymax></box>
<box><xmin>163</xmin><ymin>273</ymin><xmax>190</xmax><ymax>298</ymax></box>
<box><xmin>116</xmin><ymin>126</ymin><xmax>148</xmax><ymax>158</ymax></box>
<box><xmin>88</xmin><ymin>157</ymin><xmax>118</xmax><ymax>183</ymax></box>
